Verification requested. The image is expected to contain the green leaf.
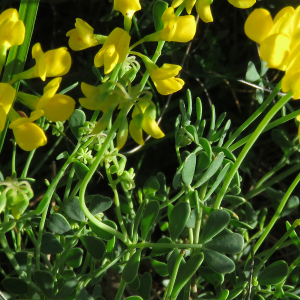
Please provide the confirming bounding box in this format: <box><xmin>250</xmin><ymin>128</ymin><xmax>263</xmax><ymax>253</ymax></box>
<box><xmin>92</xmin><ymin>285</ymin><xmax>102</xmax><ymax>299</ymax></box>
<box><xmin>194</xmin><ymin>152</ymin><xmax>224</xmax><ymax>188</ymax></box>
<box><xmin>0</xmin><ymin>221</ymin><xmax>16</xmax><ymax>233</ymax></box>
<box><xmin>76</xmin><ymin>288</ymin><xmax>93</xmax><ymax>300</ymax></box>
<box><xmin>41</xmin><ymin>233</ymin><xmax>63</xmax><ymax>254</ymax></box>
<box><xmin>201</xmin><ymin>209</ymin><xmax>230</xmax><ymax>243</ymax></box>
<box><xmin>137</xmin><ymin>272</ymin><xmax>152</xmax><ymax>300</ymax></box>
<box><xmin>286</xmin><ymin>221</ymin><xmax>300</xmax><ymax>251</ymax></box>
<box><xmin>167</xmin><ymin>249</ymin><xmax>186</xmax><ymax>276</ymax></box>
<box><xmin>186</xmin><ymin>209</ymin><xmax>197</xmax><ymax>228</ymax></box>
<box><xmin>128</xmin><ymin>276</ymin><xmax>140</xmax><ymax>290</ymax></box>
<box><xmin>56</xmin><ymin>151</ymin><xmax>69</xmax><ymax>160</ymax></box>
<box><xmin>222</xmin><ymin>195</ymin><xmax>246</xmax><ymax>206</ymax></box>
<box><xmin>143</xmin><ymin>177</ymin><xmax>160</xmax><ymax>196</ymax></box>
<box><xmin>198</xmin><ymin>266</ymin><xmax>224</xmax><ymax>285</ymax></box>
<box><xmin>216</xmin><ymin>289</ymin><xmax>229</xmax><ymax>300</ymax></box>
<box><xmin>153</xmin><ymin>0</ymin><xmax>168</xmax><ymax>31</ymax></box>
<box><xmin>245</xmin><ymin>61</ymin><xmax>260</xmax><ymax>82</ymax></box>
<box><xmin>203</xmin><ymin>249</ymin><xmax>235</xmax><ymax>274</ymax></box>
<box><xmin>69</xmin><ymin>109</ymin><xmax>86</xmax><ymax>139</ymax></box>
<box><xmin>151</xmin><ymin>260</ymin><xmax>169</xmax><ymax>277</ymax></box>
<box><xmin>258</xmin><ymin>260</ymin><xmax>288</xmax><ymax>285</ymax></box>
<box><xmin>81</xmin><ymin>236</ymin><xmax>106</xmax><ymax>260</ymax></box>
<box><xmin>65</xmin><ymin>248</ymin><xmax>84</xmax><ymax>268</ymax></box>
<box><xmin>64</xmin><ymin>197</ymin><xmax>85</xmax><ymax>222</ymax></box>
<box><xmin>204</xmin><ymin>163</ymin><xmax>230</xmax><ymax>201</ymax></box>
<box><xmin>54</xmin><ymin>276</ymin><xmax>78</xmax><ymax>300</ymax></box>
<box><xmin>122</xmin><ymin>249</ymin><xmax>142</xmax><ymax>283</ymax></box>
<box><xmin>212</xmin><ymin>147</ymin><xmax>236</xmax><ymax>161</ymax></box>
<box><xmin>182</xmin><ymin>153</ymin><xmax>196</xmax><ymax>186</ymax></box>
<box><xmin>204</xmin><ymin>233</ymin><xmax>244</xmax><ymax>254</ymax></box>
<box><xmin>88</xmin><ymin>195</ymin><xmax>113</xmax><ymax>215</ymax></box>
<box><xmin>198</xmin><ymin>138</ymin><xmax>212</xmax><ymax>159</ymax></box>
<box><xmin>74</xmin><ymin>161</ymin><xmax>90</xmax><ymax>181</ymax></box>
<box><xmin>171</xmin><ymin>253</ymin><xmax>204</xmax><ymax>300</ymax></box>
<box><xmin>1</xmin><ymin>277</ymin><xmax>28</xmax><ymax>295</ymax></box>
<box><xmin>140</xmin><ymin>200</ymin><xmax>160</xmax><ymax>241</ymax></box>
<box><xmin>150</xmin><ymin>237</ymin><xmax>173</xmax><ymax>257</ymax></box>
<box><xmin>133</xmin><ymin>201</ymin><xmax>146</xmax><ymax>237</ymax></box>
<box><xmin>48</xmin><ymin>213</ymin><xmax>73</xmax><ymax>235</ymax></box>
<box><xmin>89</xmin><ymin>220</ymin><xmax>117</xmax><ymax>240</ymax></box>
<box><xmin>229</xmin><ymin>219</ymin><xmax>254</xmax><ymax>230</ymax></box>
<box><xmin>227</xmin><ymin>281</ymin><xmax>247</xmax><ymax>300</ymax></box>
<box><xmin>169</xmin><ymin>202</ymin><xmax>191</xmax><ymax>241</ymax></box>
<box><xmin>173</xmin><ymin>171</ymin><xmax>182</xmax><ymax>189</ymax></box>
<box><xmin>33</xmin><ymin>271</ymin><xmax>54</xmax><ymax>299</ymax></box>
<box><xmin>125</xmin><ymin>297</ymin><xmax>143</xmax><ymax>300</ymax></box>
<box><xmin>195</xmin><ymin>151</ymin><xmax>211</xmax><ymax>176</ymax></box>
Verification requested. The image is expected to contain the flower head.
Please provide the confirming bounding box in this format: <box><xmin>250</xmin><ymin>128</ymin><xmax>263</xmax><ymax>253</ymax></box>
<box><xmin>0</xmin><ymin>8</ymin><xmax>25</xmax><ymax>49</ymax></box>
<box><xmin>114</xmin><ymin>0</ymin><xmax>141</xmax><ymax>18</ymax></box>
<box><xmin>66</xmin><ymin>18</ymin><xmax>105</xmax><ymax>51</ymax></box>
<box><xmin>156</xmin><ymin>7</ymin><xmax>196</xmax><ymax>43</ymax></box>
<box><xmin>244</xmin><ymin>6</ymin><xmax>300</xmax><ymax>98</ymax></box>
<box><xmin>0</xmin><ymin>83</ymin><xmax>16</xmax><ymax>131</ymax></box>
<box><xmin>144</xmin><ymin>58</ymin><xmax>185</xmax><ymax>95</ymax></box>
<box><xmin>94</xmin><ymin>28</ymin><xmax>130</xmax><ymax>74</ymax></box>
<box><xmin>17</xmin><ymin>77</ymin><xmax>76</xmax><ymax>122</ymax></box>
<box><xmin>9</xmin><ymin>110</ymin><xmax>47</xmax><ymax>151</ymax></box>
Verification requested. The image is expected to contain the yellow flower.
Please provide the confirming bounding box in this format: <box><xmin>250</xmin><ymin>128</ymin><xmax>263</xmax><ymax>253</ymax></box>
<box><xmin>9</xmin><ymin>43</ymin><xmax>72</xmax><ymax>83</ymax></box>
<box><xmin>157</xmin><ymin>7</ymin><xmax>196</xmax><ymax>43</ymax></box>
<box><xmin>171</xmin><ymin>0</ymin><xmax>196</xmax><ymax>14</ymax></box>
<box><xmin>228</xmin><ymin>0</ymin><xmax>256</xmax><ymax>8</ymax></box>
<box><xmin>0</xmin><ymin>83</ymin><xmax>16</xmax><ymax>131</ymax></box>
<box><xmin>196</xmin><ymin>0</ymin><xmax>213</xmax><ymax>23</ymax></box>
<box><xmin>17</xmin><ymin>77</ymin><xmax>76</xmax><ymax>122</ymax></box>
<box><xmin>9</xmin><ymin>110</ymin><xmax>47</xmax><ymax>151</ymax></box>
<box><xmin>129</xmin><ymin>100</ymin><xmax>164</xmax><ymax>146</ymax></box>
<box><xmin>114</xmin><ymin>0</ymin><xmax>141</xmax><ymax>18</ymax></box>
<box><xmin>94</xmin><ymin>28</ymin><xmax>130</xmax><ymax>74</ymax></box>
<box><xmin>0</xmin><ymin>8</ymin><xmax>25</xmax><ymax>49</ymax></box>
<box><xmin>66</xmin><ymin>18</ymin><xmax>106</xmax><ymax>51</ymax></box>
<box><xmin>145</xmin><ymin>60</ymin><xmax>185</xmax><ymax>95</ymax></box>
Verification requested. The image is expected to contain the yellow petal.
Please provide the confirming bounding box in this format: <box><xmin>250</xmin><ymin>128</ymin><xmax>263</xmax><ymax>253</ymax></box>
<box><xmin>42</xmin><ymin>95</ymin><xmax>75</xmax><ymax>122</ymax></box>
<box><xmin>282</xmin><ymin>71</ymin><xmax>300</xmax><ymax>99</ymax></box>
<box><xmin>129</xmin><ymin>114</ymin><xmax>144</xmax><ymax>145</ymax></box>
<box><xmin>196</xmin><ymin>0</ymin><xmax>213</xmax><ymax>23</ymax></box>
<box><xmin>0</xmin><ymin>19</ymin><xmax>25</xmax><ymax>49</ymax></box>
<box><xmin>171</xmin><ymin>15</ymin><xmax>196</xmax><ymax>42</ymax></box>
<box><xmin>116</xmin><ymin>116</ymin><xmax>129</xmax><ymax>150</ymax></box>
<box><xmin>149</xmin><ymin>63</ymin><xmax>182</xmax><ymax>80</ymax></box>
<box><xmin>32</xmin><ymin>43</ymin><xmax>47</xmax><ymax>81</ymax></box>
<box><xmin>91</xmin><ymin>109</ymin><xmax>114</xmax><ymax>134</ymax></box>
<box><xmin>12</xmin><ymin>122</ymin><xmax>47</xmax><ymax>151</ymax></box>
<box><xmin>44</xmin><ymin>47</ymin><xmax>72</xmax><ymax>78</ymax></box>
<box><xmin>260</xmin><ymin>33</ymin><xmax>290</xmax><ymax>70</ymax></box>
<box><xmin>244</xmin><ymin>9</ymin><xmax>273</xmax><ymax>44</ymax></box>
<box><xmin>154</xmin><ymin>77</ymin><xmax>185</xmax><ymax>95</ymax></box>
<box><xmin>0</xmin><ymin>83</ymin><xmax>16</xmax><ymax>114</ymax></box>
<box><xmin>274</xmin><ymin>6</ymin><xmax>294</xmax><ymax>23</ymax></box>
<box><xmin>0</xmin><ymin>8</ymin><xmax>19</xmax><ymax>24</ymax></box>
<box><xmin>104</xmin><ymin>44</ymin><xmax>119</xmax><ymax>74</ymax></box>
<box><xmin>114</xmin><ymin>0</ymin><xmax>141</xmax><ymax>18</ymax></box>
<box><xmin>185</xmin><ymin>0</ymin><xmax>196</xmax><ymax>14</ymax></box>
<box><xmin>0</xmin><ymin>105</ymin><xmax>7</xmax><ymax>131</ymax></box>
<box><xmin>171</xmin><ymin>0</ymin><xmax>184</xmax><ymax>8</ymax></box>
<box><xmin>142</xmin><ymin>114</ymin><xmax>164</xmax><ymax>139</ymax></box>
<box><xmin>227</xmin><ymin>0</ymin><xmax>256</xmax><ymax>9</ymax></box>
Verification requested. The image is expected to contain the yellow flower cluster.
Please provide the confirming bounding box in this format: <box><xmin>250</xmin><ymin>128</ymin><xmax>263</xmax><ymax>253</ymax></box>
<box><xmin>245</xmin><ymin>6</ymin><xmax>300</xmax><ymax>98</ymax></box>
<box><xmin>0</xmin><ymin>8</ymin><xmax>74</xmax><ymax>151</ymax></box>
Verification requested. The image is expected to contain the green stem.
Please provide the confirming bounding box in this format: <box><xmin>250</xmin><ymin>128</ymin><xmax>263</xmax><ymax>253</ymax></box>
<box><xmin>224</xmin><ymin>81</ymin><xmax>282</xmax><ymax>148</ymax></box>
<box><xmin>160</xmin><ymin>189</ymin><xmax>184</xmax><ymax>209</ymax></box>
<box><xmin>165</xmin><ymin>250</ymin><xmax>185</xmax><ymax>300</ymax></box>
<box><xmin>129</xmin><ymin>242</ymin><xmax>203</xmax><ymax>250</ymax></box>
<box><xmin>252</xmin><ymin>172</ymin><xmax>300</xmax><ymax>256</ymax></box>
<box><xmin>68</xmin><ymin>180</ymin><xmax>82</xmax><ymax>199</ymax></box>
<box><xmin>21</xmin><ymin>150</ymin><xmax>36</xmax><ymax>178</ymax></box>
<box><xmin>79</xmin><ymin>106</ymin><xmax>130</xmax><ymax>244</ymax></box>
<box><xmin>214</xmin><ymin>91</ymin><xmax>293</xmax><ymax>209</ymax></box>
<box><xmin>114</xmin><ymin>278</ymin><xmax>127</xmax><ymax>300</ymax></box>
<box><xmin>12</xmin><ymin>141</ymin><xmax>17</xmax><ymax>177</ymax></box>
<box><xmin>63</xmin><ymin>164</ymin><xmax>75</xmax><ymax>201</ymax></box>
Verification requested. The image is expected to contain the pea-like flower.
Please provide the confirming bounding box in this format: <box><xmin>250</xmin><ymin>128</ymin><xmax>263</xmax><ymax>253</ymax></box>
<box><xmin>114</xmin><ymin>0</ymin><xmax>141</xmax><ymax>18</ymax></box>
<box><xmin>0</xmin><ymin>8</ymin><xmax>25</xmax><ymax>49</ymax></box>
<box><xmin>156</xmin><ymin>7</ymin><xmax>196</xmax><ymax>43</ymax></box>
<box><xmin>94</xmin><ymin>28</ymin><xmax>131</xmax><ymax>74</ymax></box>
<box><xmin>143</xmin><ymin>57</ymin><xmax>184</xmax><ymax>95</ymax></box>
<box><xmin>228</xmin><ymin>0</ymin><xmax>256</xmax><ymax>8</ymax></box>
<box><xmin>17</xmin><ymin>77</ymin><xmax>76</xmax><ymax>122</ymax></box>
<box><xmin>0</xmin><ymin>83</ymin><xmax>16</xmax><ymax>131</ymax></box>
<box><xmin>9</xmin><ymin>110</ymin><xmax>47</xmax><ymax>151</ymax></box>
<box><xmin>244</xmin><ymin>6</ymin><xmax>300</xmax><ymax>98</ymax></box>
<box><xmin>9</xmin><ymin>43</ymin><xmax>72</xmax><ymax>83</ymax></box>
<box><xmin>129</xmin><ymin>100</ymin><xmax>164</xmax><ymax>146</ymax></box>
<box><xmin>66</xmin><ymin>18</ymin><xmax>106</xmax><ymax>51</ymax></box>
